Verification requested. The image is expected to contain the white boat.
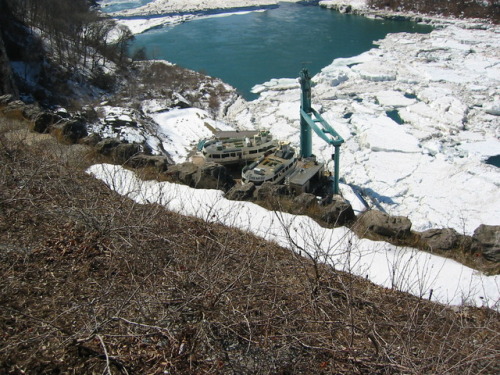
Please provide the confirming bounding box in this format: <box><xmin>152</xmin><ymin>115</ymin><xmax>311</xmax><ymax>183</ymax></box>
<box><xmin>242</xmin><ymin>143</ymin><xmax>298</xmax><ymax>185</ymax></box>
<box><xmin>197</xmin><ymin>130</ymin><xmax>278</xmax><ymax>165</ymax></box>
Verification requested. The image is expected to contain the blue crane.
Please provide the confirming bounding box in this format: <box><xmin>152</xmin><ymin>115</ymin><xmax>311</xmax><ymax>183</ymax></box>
<box><xmin>299</xmin><ymin>68</ymin><xmax>344</xmax><ymax>195</ymax></box>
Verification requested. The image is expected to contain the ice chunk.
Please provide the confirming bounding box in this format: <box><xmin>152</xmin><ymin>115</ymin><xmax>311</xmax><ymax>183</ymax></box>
<box><xmin>357</xmin><ymin>115</ymin><xmax>421</xmax><ymax>153</ymax></box>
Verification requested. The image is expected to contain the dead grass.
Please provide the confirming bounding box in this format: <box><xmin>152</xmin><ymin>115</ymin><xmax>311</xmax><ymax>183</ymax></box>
<box><xmin>1</xmin><ymin>114</ymin><xmax>499</xmax><ymax>374</ymax></box>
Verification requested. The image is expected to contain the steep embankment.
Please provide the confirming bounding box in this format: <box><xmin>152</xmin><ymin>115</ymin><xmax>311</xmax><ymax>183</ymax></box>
<box><xmin>1</xmin><ymin>112</ymin><xmax>499</xmax><ymax>375</ymax></box>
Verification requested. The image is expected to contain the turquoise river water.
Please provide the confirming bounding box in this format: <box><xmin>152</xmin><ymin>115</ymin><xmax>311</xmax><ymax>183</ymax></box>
<box><xmin>126</xmin><ymin>2</ymin><xmax>433</xmax><ymax>99</ymax></box>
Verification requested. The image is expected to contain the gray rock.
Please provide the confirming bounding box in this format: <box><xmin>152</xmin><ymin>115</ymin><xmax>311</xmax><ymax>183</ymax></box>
<box><xmin>419</xmin><ymin>228</ymin><xmax>461</xmax><ymax>251</ymax></box>
<box><xmin>168</xmin><ymin>162</ymin><xmax>199</xmax><ymax>187</ymax></box>
<box><xmin>356</xmin><ymin>210</ymin><xmax>412</xmax><ymax>239</ymax></box>
<box><xmin>254</xmin><ymin>182</ymin><xmax>288</xmax><ymax>201</ymax></box>
<box><xmin>473</xmin><ymin>224</ymin><xmax>500</xmax><ymax>262</ymax></box>
<box><xmin>320</xmin><ymin>195</ymin><xmax>355</xmax><ymax>226</ymax></box>
<box><xmin>127</xmin><ymin>155</ymin><xmax>170</xmax><ymax>172</ymax></box>
<box><xmin>226</xmin><ymin>182</ymin><xmax>256</xmax><ymax>201</ymax></box>
<box><xmin>166</xmin><ymin>162</ymin><xmax>234</xmax><ymax>191</ymax></box>
<box><xmin>22</xmin><ymin>104</ymin><xmax>43</xmax><ymax>120</ymax></box>
<box><xmin>195</xmin><ymin>163</ymin><xmax>235</xmax><ymax>191</ymax></box>
<box><xmin>173</xmin><ymin>92</ymin><xmax>192</xmax><ymax>108</ymax></box>
<box><xmin>293</xmin><ymin>193</ymin><xmax>317</xmax><ymax>209</ymax></box>
<box><xmin>50</xmin><ymin>118</ymin><xmax>88</xmax><ymax>143</ymax></box>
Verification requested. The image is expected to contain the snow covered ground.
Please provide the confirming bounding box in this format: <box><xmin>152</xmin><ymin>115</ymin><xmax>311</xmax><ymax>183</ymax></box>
<box><xmin>319</xmin><ymin>0</ymin><xmax>368</xmax><ymax>12</ymax></box>
<box><xmin>108</xmin><ymin>0</ymin><xmax>304</xmax><ymax>17</ymax></box>
<box><xmin>107</xmin><ymin>1</ymin><xmax>301</xmax><ymax>34</ymax></box>
<box><xmin>88</xmin><ymin>163</ymin><xmax>500</xmax><ymax>310</ymax></box>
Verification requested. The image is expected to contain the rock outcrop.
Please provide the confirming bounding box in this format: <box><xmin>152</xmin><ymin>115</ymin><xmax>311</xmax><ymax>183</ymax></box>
<box><xmin>50</xmin><ymin>118</ymin><xmax>88</xmax><ymax>143</ymax></box>
<box><xmin>293</xmin><ymin>193</ymin><xmax>317</xmax><ymax>210</ymax></box>
<box><xmin>195</xmin><ymin>163</ymin><xmax>235</xmax><ymax>191</ymax></box>
<box><xmin>168</xmin><ymin>162</ymin><xmax>199</xmax><ymax>186</ymax></box>
<box><xmin>226</xmin><ymin>182</ymin><xmax>256</xmax><ymax>201</ymax></box>
<box><xmin>356</xmin><ymin>210</ymin><xmax>412</xmax><ymax>239</ymax></box>
<box><xmin>95</xmin><ymin>138</ymin><xmax>142</xmax><ymax>164</ymax></box>
<box><xmin>168</xmin><ymin>162</ymin><xmax>235</xmax><ymax>192</ymax></box>
<box><xmin>95</xmin><ymin>138</ymin><xmax>124</xmax><ymax>156</ymax></box>
<box><xmin>419</xmin><ymin>228</ymin><xmax>463</xmax><ymax>251</ymax></box>
<box><xmin>320</xmin><ymin>195</ymin><xmax>356</xmax><ymax>226</ymax></box>
<box><xmin>31</xmin><ymin>112</ymin><xmax>62</xmax><ymax>133</ymax></box>
<box><xmin>253</xmin><ymin>182</ymin><xmax>288</xmax><ymax>201</ymax></box>
<box><xmin>473</xmin><ymin>225</ymin><xmax>500</xmax><ymax>262</ymax></box>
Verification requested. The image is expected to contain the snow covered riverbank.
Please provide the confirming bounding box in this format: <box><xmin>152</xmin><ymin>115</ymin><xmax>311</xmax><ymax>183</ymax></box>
<box><xmin>98</xmin><ymin>1</ymin><xmax>499</xmax><ymax>235</ymax></box>
<box><xmin>88</xmin><ymin>163</ymin><xmax>500</xmax><ymax>310</ymax></box>
<box><xmin>107</xmin><ymin>0</ymin><xmax>304</xmax><ymax>17</ymax></box>
<box><xmin>104</xmin><ymin>0</ymin><xmax>306</xmax><ymax>35</ymax></box>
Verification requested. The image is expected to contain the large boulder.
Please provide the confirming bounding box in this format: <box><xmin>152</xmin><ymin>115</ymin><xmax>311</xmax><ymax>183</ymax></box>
<box><xmin>94</xmin><ymin>138</ymin><xmax>141</xmax><ymax>163</ymax></box>
<box><xmin>95</xmin><ymin>138</ymin><xmax>122</xmax><ymax>156</ymax></box>
<box><xmin>195</xmin><ymin>162</ymin><xmax>235</xmax><ymax>192</ymax></box>
<box><xmin>168</xmin><ymin>162</ymin><xmax>234</xmax><ymax>192</ymax></box>
<box><xmin>254</xmin><ymin>182</ymin><xmax>288</xmax><ymax>201</ymax></box>
<box><xmin>226</xmin><ymin>182</ymin><xmax>256</xmax><ymax>201</ymax></box>
<box><xmin>50</xmin><ymin>118</ymin><xmax>88</xmax><ymax>143</ymax></box>
<box><xmin>112</xmin><ymin>143</ymin><xmax>141</xmax><ymax>164</ymax></box>
<box><xmin>31</xmin><ymin>111</ymin><xmax>62</xmax><ymax>133</ymax></box>
<box><xmin>320</xmin><ymin>195</ymin><xmax>355</xmax><ymax>226</ymax></box>
<box><xmin>173</xmin><ymin>92</ymin><xmax>192</xmax><ymax>109</ymax></box>
<box><xmin>473</xmin><ymin>224</ymin><xmax>500</xmax><ymax>262</ymax></box>
<box><xmin>168</xmin><ymin>162</ymin><xmax>199</xmax><ymax>186</ymax></box>
<box><xmin>419</xmin><ymin>228</ymin><xmax>462</xmax><ymax>251</ymax></box>
<box><xmin>356</xmin><ymin>210</ymin><xmax>412</xmax><ymax>239</ymax></box>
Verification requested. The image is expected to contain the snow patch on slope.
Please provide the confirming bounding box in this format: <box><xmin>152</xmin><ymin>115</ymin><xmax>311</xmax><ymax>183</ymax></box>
<box><xmin>88</xmin><ymin>163</ymin><xmax>500</xmax><ymax>311</ymax></box>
